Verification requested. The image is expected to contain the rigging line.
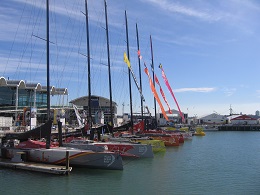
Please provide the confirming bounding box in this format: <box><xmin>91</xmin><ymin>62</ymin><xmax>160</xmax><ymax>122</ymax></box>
<box><xmin>4</xmin><ymin>1</ymin><xmax>27</xmax><ymax>77</ymax></box>
<box><xmin>52</xmin><ymin>3</ymin><xmax>73</xmax><ymax>88</ymax></box>
<box><xmin>69</xmin><ymin>13</ymin><xmax>86</xmax><ymax>97</ymax></box>
<box><xmin>110</xmin><ymin>26</ymin><xmax>125</xmax><ymax>94</ymax></box>
<box><xmin>105</xmin><ymin>19</ymin><xmax>124</xmax><ymax>97</ymax></box>
<box><xmin>30</xmin><ymin>0</ymin><xmax>45</xmax><ymax>82</ymax></box>
<box><xmin>16</xmin><ymin>4</ymin><xmax>39</xmax><ymax>80</ymax></box>
<box><xmin>64</xmin><ymin>3</ymin><xmax>84</xmax><ymax>89</ymax></box>
<box><xmin>12</xmin><ymin>4</ymin><xmax>30</xmax><ymax>79</ymax></box>
<box><xmin>90</xmin><ymin>7</ymin><xmax>106</xmax><ymax>97</ymax></box>
<box><xmin>27</xmin><ymin>0</ymin><xmax>43</xmax><ymax>80</ymax></box>
<box><xmin>51</xmin><ymin>0</ymin><xmax>61</xmax><ymax>88</ymax></box>
<box><xmin>25</xmin><ymin>0</ymin><xmax>36</xmax><ymax>82</ymax></box>
<box><xmin>23</xmin><ymin>0</ymin><xmax>46</xmax><ymax>81</ymax></box>
<box><xmin>51</xmin><ymin>0</ymin><xmax>79</xmax><ymax>89</ymax></box>
<box><xmin>76</xmin><ymin>27</ymin><xmax>88</xmax><ymax>97</ymax></box>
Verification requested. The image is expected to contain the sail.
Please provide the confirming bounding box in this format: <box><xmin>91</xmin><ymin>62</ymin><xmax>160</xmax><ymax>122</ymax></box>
<box><xmin>138</xmin><ymin>50</ymin><xmax>169</xmax><ymax>118</ymax></box>
<box><xmin>144</xmin><ymin>66</ymin><xmax>169</xmax><ymax>121</ymax></box>
<box><xmin>154</xmin><ymin>75</ymin><xmax>172</xmax><ymax>114</ymax></box>
<box><xmin>159</xmin><ymin>64</ymin><xmax>185</xmax><ymax>122</ymax></box>
<box><xmin>72</xmin><ymin>104</ymin><xmax>84</xmax><ymax>128</ymax></box>
<box><xmin>124</xmin><ymin>52</ymin><xmax>145</xmax><ymax>102</ymax></box>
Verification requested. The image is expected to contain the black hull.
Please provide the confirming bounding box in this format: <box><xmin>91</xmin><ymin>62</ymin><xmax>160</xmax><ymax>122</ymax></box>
<box><xmin>3</xmin><ymin>120</ymin><xmax>52</xmax><ymax>142</ymax></box>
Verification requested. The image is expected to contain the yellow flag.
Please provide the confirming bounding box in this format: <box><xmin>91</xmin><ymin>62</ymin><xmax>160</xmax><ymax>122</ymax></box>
<box><xmin>124</xmin><ymin>52</ymin><xmax>131</xmax><ymax>68</ymax></box>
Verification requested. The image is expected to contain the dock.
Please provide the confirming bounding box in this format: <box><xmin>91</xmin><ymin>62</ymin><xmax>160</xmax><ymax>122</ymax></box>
<box><xmin>218</xmin><ymin>125</ymin><xmax>260</xmax><ymax>131</ymax></box>
<box><xmin>0</xmin><ymin>158</ymin><xmax>72</xmax><ymax>175</ymax></box>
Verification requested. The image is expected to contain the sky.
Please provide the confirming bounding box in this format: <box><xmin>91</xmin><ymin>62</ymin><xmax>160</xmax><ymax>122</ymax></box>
<box><xmin>1</xmin><ymin>0</ymin><xmax>260</xmax><ymax>118</ymax></box>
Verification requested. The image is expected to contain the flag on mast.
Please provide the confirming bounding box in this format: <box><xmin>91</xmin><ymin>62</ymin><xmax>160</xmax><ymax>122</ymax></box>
<box><xmin>155</xmin><ymin>75</ymin><xmax>172</xmax><ymax>114</ymax></box>
<box><xmin>159</xmin><ymin>64</ymin><xmax>185</xmax><ymax>122</ymax></box>
<box><xmin>144</xmin><ymin>66</ymin><xmax>169</xmax><ymax>121</ymax></box>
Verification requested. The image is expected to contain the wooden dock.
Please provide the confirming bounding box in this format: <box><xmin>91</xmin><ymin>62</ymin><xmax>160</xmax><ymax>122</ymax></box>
<box><xmin>0</xmin><ymin>158</ymin><xmax>72</xmax><ymax>175</ymax></box>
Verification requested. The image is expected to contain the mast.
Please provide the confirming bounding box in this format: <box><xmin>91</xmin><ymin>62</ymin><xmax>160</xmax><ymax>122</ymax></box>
<box><xmin>85</xmin><ymin>0</ymin><xmax>92</xmax><ymax>131</ymax></box>
<box><xmin>150</xmin><ymin>35</ymin><xmax>157</xmax><ymax>128</ymax></box>
<box><xmin>136</xmin><ymin>23</ymin><xmax>143</xmax><ymax>121</ymax></box>
<box><xmin>125</xmin><ymin>11</ymin><xmax>133</xmax><ymax>131</ymax></box>
<box><xmin>104</xmin><ymin>0</ymin><xmax>114</xmax><ymax>133</ymax></box>
<box><xmin>46</xmin><ymin>0</ymin><xmax>51</xmax><ymax>149</ymax></box>
<box><xmin>46</xmin><ymin>0</ymin><xmax>50</xmax><ymax>121</ymax></box>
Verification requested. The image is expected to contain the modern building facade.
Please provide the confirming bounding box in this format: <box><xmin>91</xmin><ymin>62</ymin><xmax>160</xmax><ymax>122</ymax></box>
<box><xmin>0</xmin><ymin>77</ymin><xmax>68</xmax><ymax>125</ymax></box>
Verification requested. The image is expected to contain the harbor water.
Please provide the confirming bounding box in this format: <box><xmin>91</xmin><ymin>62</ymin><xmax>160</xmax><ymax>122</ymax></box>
<box><xmin>1</xmin><ymin>131</ymin><xmax>259</xmax><ymax>195</ymax></box>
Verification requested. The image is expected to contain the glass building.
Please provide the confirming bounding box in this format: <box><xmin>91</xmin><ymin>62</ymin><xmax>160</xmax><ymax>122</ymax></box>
<box><xmin>0</xmin><ymin>77</ymin><xmax>68</xmax><ymax>124</ymax></box>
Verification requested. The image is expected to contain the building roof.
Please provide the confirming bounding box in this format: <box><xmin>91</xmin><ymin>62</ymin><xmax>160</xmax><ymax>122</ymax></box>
<box><xmin>0</xmin><ymin>77</ymin><xmax>68</xmax><ymax>95</ymax></box>
<box><xmin>198</xmin><ymin>113</ymin><xmax>226</xmax><ymax>119</ymax></box>
<box><xmin>70</xmin><ymin>95</ymin><xmax>117</xmax><ymax>107</ymax></box>
<box><xmin>231</xmin><ymin>115</ymin><xmax>257</xmax><ymax>121</ymax></box>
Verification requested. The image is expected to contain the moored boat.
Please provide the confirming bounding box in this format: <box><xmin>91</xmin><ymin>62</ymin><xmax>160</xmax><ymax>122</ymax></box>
<box><xmin>194</xmin><ymin>127</ymin><xmax>206</xmax><ymax>136</ymax></box>
<box><xmin>108</xmin><ymin>135</ymin><xmax>166</xmax><ymax>153</ymax></box>
<box><xmin>1</xmin><ymin>139</ymin><xmax>123</xmax><ymax>170</ymax></box>
<box><xmin>94</xmin><ymin>141</ymin><xmax>154</xmax><ymax>158</ymax></box>
<box><xmin>137</xmin><ymin>132</ymin><xmax>179</xmax><ymax>146</ymax></box>
<box><xmin>201</xmin><ymin>125</ymin><xmax>219</xmax><ymax>131</ymax></box>
<box><xmin>63</xmin><ymin>136</ymin><xmax>154</xmax><ymax>158</ymax></box>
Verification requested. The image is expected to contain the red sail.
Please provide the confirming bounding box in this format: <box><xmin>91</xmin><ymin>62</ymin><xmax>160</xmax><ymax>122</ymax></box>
<box><xmin>154</xmin><ymin>75</ymin><xmax>172</xmax><ymax>114</ymax></box>
<box><xmin>144</xmin><ymin>67</ymin><xmax>169</xmax><ymax>121</ymax></box>
<box><xmin>159</xmin><ymin>64</ymin><xmax>185</xmax><ymax>122</ymax></box>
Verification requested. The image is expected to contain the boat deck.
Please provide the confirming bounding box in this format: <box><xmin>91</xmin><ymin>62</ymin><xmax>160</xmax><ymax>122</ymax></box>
<box><xmin>0</xmin><ymin>158</ymin><xmax>72</xmax><ymax>175</ymax></box>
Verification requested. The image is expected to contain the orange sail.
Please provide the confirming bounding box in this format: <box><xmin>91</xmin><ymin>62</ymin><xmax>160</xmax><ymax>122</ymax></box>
<box><xmin>155</xmin><ymin>74</ymin><xmax>172</xmax><ymax>114</ymax></box>
<box><xmin>144</xmin><ymin>67</ymin><xmax>168</xmax><ymax>121</ymax></box>
<box><xmin>159</xmin><ymin>64</ymin><xmax>185</xmax><ymax>122</ymax></box>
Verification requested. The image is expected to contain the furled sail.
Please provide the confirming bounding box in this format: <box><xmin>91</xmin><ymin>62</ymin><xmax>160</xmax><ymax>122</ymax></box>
<box><xmin>154</xmin><ymin>74</ymin><xmax>172</xmax><ymax>114</ymax></box>
<box><xmin>143</xmin><ymin>51</ymin><xmax>172</xmax><ymax>114</ymax></box>
<box><xmin>144</xmin><ymin>65</ymin><xmax>169</xmax><ymax>121</ymax></box>
<box><xmin>72</xmin><ymin>104</ymin><xmax>84</xmax><ymax>128</ymax></box>
<box><xmin>159</xmin><ymin>64</ymin><xmax>185</xmax><ymax>122</ymax></box>
<box><xmin>124</xmin><ymin>52</ymin><xmax>145</xmax><ymax>102</ymax></box>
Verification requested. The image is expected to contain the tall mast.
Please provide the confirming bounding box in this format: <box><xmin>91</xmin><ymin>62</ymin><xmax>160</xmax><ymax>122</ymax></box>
<box><xmin>85</xmin><ymin>0</ymin><xmax>92</xmax><ymax>130</ymax></box>
<box><xmin>136</xmin><ymin>23</ymin><xmax>143</xmax><ymax>121</ymax></box>
<box><xmin>125</xmin><ymin>11</ymin><xmax>133</xmax><ymax>131</ymax></box>
<box><xmin>104</xmin><ymin>0</ymin><xmax>114</xmax><ymax>132</ymax></box>
<box><xmin>150</xmin><ymin>35</ymin><xmax>157</xmax><ymax>127</ymax></box>
<box><xmin>46</xmin><ymin>0</ymin><xmax>51</xmax><ymax>149</ymax></box>
<box><xmin>46</xmin><ymin>0</ymin><xmax>50</xmax><ymax>121</ymax></box>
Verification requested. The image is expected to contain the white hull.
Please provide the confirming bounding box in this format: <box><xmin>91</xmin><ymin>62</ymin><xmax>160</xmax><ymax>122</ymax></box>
<box><xmin>2</xmin><ymin>147</ymin><xmax>123</xmax><ymax>170</ymax></box>
<box><xmin>94</xmin><ymin>142</ymin><xmax>154</xmax><ymax>158</ymax></box>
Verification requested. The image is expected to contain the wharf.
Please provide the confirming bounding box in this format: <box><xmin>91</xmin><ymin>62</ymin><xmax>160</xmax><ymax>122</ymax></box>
<box><xmin>0</xmin><ymin>158</ymin><xmax>72</xmax><ymax>175</ymax></box>
<box><xmin>218</xmin><ymin>125</ymin><xmax>260</xmax><ymax>131</ymax></box>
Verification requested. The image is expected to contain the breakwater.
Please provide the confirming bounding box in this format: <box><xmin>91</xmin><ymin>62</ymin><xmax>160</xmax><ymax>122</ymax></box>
<box><xmin>218</xmin><ymin>125</ymin><xmax>260</xmax><ymax>131</ymax></box>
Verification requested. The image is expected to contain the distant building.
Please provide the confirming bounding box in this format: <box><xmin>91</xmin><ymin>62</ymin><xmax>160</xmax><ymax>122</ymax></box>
<box><xmin>198</xmin><ymin>113</ymin><xmax>226</xmax><ymax>125</ymax></box>
<box><xmin>225</xmin><ymin>114</ymin><xmax>241</xmax><ymax>123</ymax></box>
<box><xmin>256</xmin><ymin>110</ymin><xmax>259</xmax><ymax>116</ymax></box>
<box><xmin>69</xmin><ymin>95</ymin><xmax>117</xmax><ymax>124</ymax></box>
<box><xmin>230</xmin><ymin>115</ymin><xmax>260</xmax><ymax>125</ymax></box>
<box><xmin>157</xmin><ymin>109</ymin><xmax>186</xmax><ymax>126</ymax></box>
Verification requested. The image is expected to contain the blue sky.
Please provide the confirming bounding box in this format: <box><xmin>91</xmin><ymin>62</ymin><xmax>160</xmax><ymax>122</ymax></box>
<box><xmin>1</xmin><ymin>0</ymin><xmax>260</xmax><ymax>118</ymax></box>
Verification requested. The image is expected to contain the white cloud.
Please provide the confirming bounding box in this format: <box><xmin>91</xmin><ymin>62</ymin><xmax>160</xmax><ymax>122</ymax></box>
<box><xmin>175</xmin><ymin>87</ymin><xmax>215</xmax><ymax>93</ymax></box>
<box><xmin>142</xmin><ymin>0</ymin><xmax>222</xmax><ymax>22</ymax></box>
<box><xmin>223</xmin><ymin>88</ymin><xmax>236</xmax><ymax>97</ymax></box>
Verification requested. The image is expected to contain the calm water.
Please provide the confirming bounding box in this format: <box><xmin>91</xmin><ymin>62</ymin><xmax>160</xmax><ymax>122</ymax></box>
<box><xmin>1</xmin><ymin>131</ymin><xmax>259</xmax><ymax>195</ymax></box>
